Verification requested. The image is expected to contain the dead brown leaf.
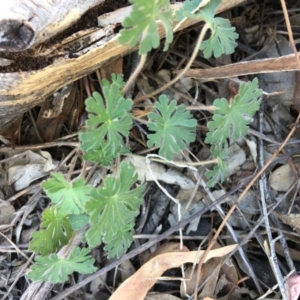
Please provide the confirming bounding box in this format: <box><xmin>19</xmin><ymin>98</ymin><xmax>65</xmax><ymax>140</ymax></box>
<box><xmin>109</xmin><ymin>245</ymin><xmax>237</xmax><ymax>300</ymax></box>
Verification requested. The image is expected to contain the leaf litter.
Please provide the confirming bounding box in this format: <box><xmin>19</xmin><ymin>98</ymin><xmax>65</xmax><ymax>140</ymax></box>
<box><xmin>1</xmin><ymin>1</ymin><xmax>300</xmax><ymax>300</ymax></box>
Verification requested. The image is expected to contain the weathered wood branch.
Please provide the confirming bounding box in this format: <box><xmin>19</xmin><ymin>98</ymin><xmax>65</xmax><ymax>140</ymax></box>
<box><xmin>181</xmin><ymin>53</ymin><xmax>300</xmax><ymax>79</ymax></box>
<box><xmin>0</xmin><ymin>0</ymin><xmax>105</xmax><ymax>51</ymax></box>
<box><xmin>0</xmin><ymin>0</ymin><xmax>245</xmax><ymax>130</ymax></box>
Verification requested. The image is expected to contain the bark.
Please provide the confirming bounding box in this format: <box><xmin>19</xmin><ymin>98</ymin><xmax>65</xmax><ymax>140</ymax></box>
<box><xmin>0</xmin><ymin>0</ymin><xmax>246</xmax><ymax>131</ymax></box>
<box><xmin>0</xmin><ymin>0</ymin><xmax>105</xmax><ymax>51</ymax></box>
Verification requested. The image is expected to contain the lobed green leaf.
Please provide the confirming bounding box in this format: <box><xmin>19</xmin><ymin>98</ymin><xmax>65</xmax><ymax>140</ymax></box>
<box><xmin>147</xmin><ymin>95</ymin><xmax>197</xmax><ymax>160</ymax></box>
<box><xmin>29</xmin><ymin>206</ymin><xmax>73</xmax><ymax>255</ymax></box>
<box><xmin>69</xmin><ymin>214</ymin><xmax>90</xmax><ymax>231</ymax></box>
<box><xmin>28</xmin><ymin>247</ymin><xmax>96</xmax><ymax>283</ymax></box>
<box><xmin>118</xmin><ymin>0</ymin><xmax>173</xmax><ymax>54</ymax></box>
<box><xmin>176</xmin><ymin>0</ymin><xmax>238</xmax><ymax>58</ymax></box>
<box><xmin>199</xmin><ymin>17</ymin><xmax>238</xmax><ymax>58</ymax></box>
<box><xmin>204</xmin><ymin>144</ymin><xmax>229</xmax><ymax>187</ymax></box>
<box><xmin>85</xmin><ymin>162</ymin><xmax>145</xmax><ymax>257</ymax></box>
<box><xmin>175</xmin><ymin>0</ymin><xmax>206</xmax><ymax>21</ymax></box>
<box><xmin>79</xmin><ymin>74</ymin><xmax>133</xmax><ymax>165</ymax></box>
<box><xmin>198</xmin><ymin>0</ymin><xmax>221</xmax><ymax>23</ymax></box>
<box><xmin>103</xmin><ymin>225</ymin><xmax>134</xmax><ymax>259</ymax></box>
<box><xmin>204</xmin><ymin>78</ymin><xmax>262</xmax><ymax>186</ymax></box>
<box><xmin>42</xmin><ymin>173</ymin><xmax>91</xmax><ymax>216</ymax></box>
<box><xmin>205</xmin><ymin>78</ymin><xmax>262</xmax><ymax>147</ymax></box>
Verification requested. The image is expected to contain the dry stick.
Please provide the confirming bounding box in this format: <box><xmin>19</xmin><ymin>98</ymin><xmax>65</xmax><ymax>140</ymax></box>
<box><xmin>0</xmin><ymin>141</ymin><xmax>79</xmax><ymax>153</ymax></box>
<box><xmin>0</xmin><ymin>231</ymin><xmax>29</xmax><ymax>261</ymax></box>
<box><xmin>193</xmin><ymin>113</ymin><xmax>300</xmax><ymax>299</ymax></box>
<box><xmin>258</xmin><ymin>108</ymin><xmax>287</xmax><ymax>300</ymax></box>
<box><xmin>199</xmin><ymin>179</ymin><xmax>262</xmax><ymax>294</ymax></box>
<box><xmin>279</xmin><ymin>0</ymin><xmax>300</xmax><ymax>275</ymax></box>
<box><xmin>225</xmin><ymin>184</ymin><xmax>296</xmax><ymax>299</ymax></box>
<box><xmin>173</xmin><ymin>0</ymin><xmax>210</xmax><ymax>32</ymax></box>
<box><xmin>28</xmin><ymin>109</ymin><xmax>43</xmax><ymax>143</ymax></box>
<box><xmin>259</xmin><ymin>180</ymin><xmax>287</xmax><ymax>300</ymax></box>
<box><xmin>196</xmin><ymin>180</ymin><xmax>294</xmax><ymax>299</ymax></box>
<box><xmin>155</xmin><ymin>29</ymin><xmax>183</xmax><ymax>72</ymax></box>
<box><xmin>258</xmin><ymin>270</ymin><xmax>295</xmax><ymax>300</ymax></box>
<box><xmin>280</xmin><ymin>0</ymin><xmax>300</xmax><ymax>70</ymax></box>
<box><xmin>134</xmin><ymin>23</ymin><xmax>210</xmax><ymax>103</ymax></box>
<box><xmin>146</xmin><ymin>153</ymin><xmax>199</xmax><ymax>252</ymax></box>
<box><xmin>258</xmin><ymin>106</ymin><xmax>295</xmax><ymax>287</ymax></box>
<box><xmin>145</xmin><ymin>71</ymin><xmax>211</xmax><ymax>108</ymax></box>
<box><xmin>83</xmin><ymin>76</ymin><xmax>92</xmax><ymax>98</ymax></box>
<box><xmin>1</xmin><ymin>253</ymin><xmax>35</xmax><ymax>300</ymax></box>
<box><xmin>280</xmin><ymin>0</ymin><xmax>300</xmax><ymax>234</ymax></box>
<box><xmin>123</xmin><ymin>54</ymin><xmax>147</xmax><ymax>94</ymax></box>
<box><xmin>187</xmin><ymin>104</ymin><xmax>216</xmax><ymax>111</ymax></box>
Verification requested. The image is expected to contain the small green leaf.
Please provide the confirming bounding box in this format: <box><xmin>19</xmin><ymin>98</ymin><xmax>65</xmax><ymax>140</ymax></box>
<box><xmin>28</xmin><ymin>247</ymin><xmax>96</xmax><ymax>283</ymax></box>
<box><xmin>82</xmin><ymin>143</ymin><xmax>120</xmax><ymax>167</ymax></box>
<box><xmin>118</xmin><ymin>0</ymin><xmax>173</xmax><ymax>54</ymax></box>
<box><xmin>205</xmin><ymin>78</ymin><xmax>262</xmax><ymax>147</ymax></box>
<box><xmin>204</xmin><ymin>78</ymin><xmax>262</xmax><ymax>186</ymax></box>
<box><xmin>69</xmin><ymin>214</ymin><xmax>90</xmax><ymax>231</ymax></box>
<box><xmin>79</xmin><ymin>74</ymin><xmax>133</xmax><ymax>165</ymax></box>
<box><xmin>175</xmin><ymin>0</ymin><xmax>205</xmax><ymax>21</ymax></box>
<box><xmin>198</xmin><ymin>0</ymin><xmax>238</xmax><ymax>58</ymax></box>
<box><xmin>29</xmin><ymin>206</ymin><xmax>73</xmax><ymax>255</ymax></box>
<box><xmin>199</xmin><ymin>17</ymin><xmax>238</xmax><ymax>58</ymax></box>
<box><xmin>205</xmin><ymin>144</ymin><xmax>229</xmax><ymax>187</ymax></box>
<box><xmin>176</xmin><ymin>0</ymin><xmax>238</xmax><ymax>58</ymax></box>
<box><xmin>42</xmin><ymin>173</ymin><xmax>90</xmax><ymax>216</ymax></box>
<box><xmin>85</xmin><ymin>162</ymin><xmax>145</xmax><ymax>257</ymax></box>
<box><xmin>104</xmin><ymin>225</ymin><xmax>134</xmax><ymax>259</ymax></box>
<box><xmin>198</xmin><ymin>0</ymin><xmax>221</xmax><ymax>23</ymax></box>
<box><xmin>147</xmin><ymin>95</ymin><xmax>197</xmax><ymax>160</ymax></box>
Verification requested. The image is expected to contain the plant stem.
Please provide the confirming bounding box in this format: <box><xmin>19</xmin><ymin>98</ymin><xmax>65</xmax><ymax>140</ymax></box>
<box><xmin>123</xmin><ymin>54</ymin><xmax>147</xmax><ymax>94</ymax></box>
<box><xmin>134</xmin><ymin>23</ymin><xmax>210</xmax><ymax>103</ymax></box>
